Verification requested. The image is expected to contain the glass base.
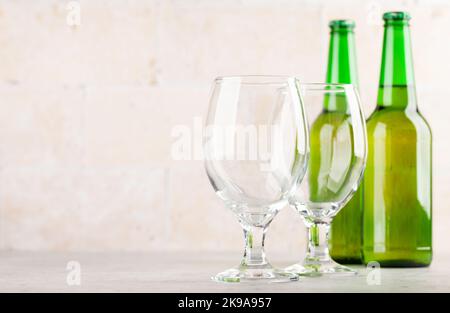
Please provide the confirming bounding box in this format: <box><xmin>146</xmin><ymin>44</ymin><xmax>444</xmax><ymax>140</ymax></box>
<box><xmin>212</xmin><ymin>266</ymin><xmax>299</xmax><ymax>283</ymax></box>
<box><xmin>286</xmin><ymin>259</ymin><xmax>357</xmax><ymax>277</ymax></box>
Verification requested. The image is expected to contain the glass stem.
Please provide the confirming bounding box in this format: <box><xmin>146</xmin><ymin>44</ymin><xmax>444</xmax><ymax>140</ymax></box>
<box><xmin>241</xmin><ymin>225</ymin><xmax>268</xmax><ymax>267</ymax></box>
<box><xmin>306</xmin><ymin>222</ymin><xmax>332</xmax><ymax>262</ymax></box>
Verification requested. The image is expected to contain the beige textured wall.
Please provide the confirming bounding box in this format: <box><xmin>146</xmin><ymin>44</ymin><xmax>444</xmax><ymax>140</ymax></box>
<box><xmin>0</xmin><ymin>0</ymin><xmax>449</xmax><ymax>257</ymax></box>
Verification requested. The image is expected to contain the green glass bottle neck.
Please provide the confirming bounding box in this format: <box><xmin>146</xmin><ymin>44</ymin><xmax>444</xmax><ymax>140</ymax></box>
<box><xmin>325</xmin><ymin>29</ymin><xmax>358</xmax><ymax>112</ymax></box>
<box><xmin>377</xmin><ymin>22</ymin><xmax>417</xmax><ymax>110</ymax></box>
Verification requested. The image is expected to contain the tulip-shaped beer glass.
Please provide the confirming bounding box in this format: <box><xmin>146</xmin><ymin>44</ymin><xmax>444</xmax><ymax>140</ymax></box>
<box><xmin>204</xmin><ymin>76</ymin><xmax>309</xmax><ymax>282</ymax></box>
<box><xmin>287</xmin><ymin>83</ymin><xmax>367</xmax><ymax>276</ymax></box>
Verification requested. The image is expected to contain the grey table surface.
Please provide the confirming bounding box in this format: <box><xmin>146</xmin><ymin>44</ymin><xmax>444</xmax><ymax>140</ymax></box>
<box><xmin>0</xmin><ymin>251</ymin><xmax>448</xmax><ymax>292</ymax></box>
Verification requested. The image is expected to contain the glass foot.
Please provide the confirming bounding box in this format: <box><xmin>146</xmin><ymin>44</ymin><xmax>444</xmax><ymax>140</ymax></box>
<box><xmin>212</xmin><ymin>266</ymin><xmax>299</xmax><ymax>283</ymax></box>
<box><xmin>286</xmin><ymin>259</ymin><xmax>357</xmax><ymax>277</ymax></box>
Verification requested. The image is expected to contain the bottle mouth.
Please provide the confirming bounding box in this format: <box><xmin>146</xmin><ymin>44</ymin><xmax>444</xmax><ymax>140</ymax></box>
<box><xmin>329</xmin><ymin>19</ymin><xmax>355</xmax><ymax>31</ymax></box>
<box><xmin>383</xmin><ymin>11</ymin><xmax>411</xmax><ymax>25</ymax></box>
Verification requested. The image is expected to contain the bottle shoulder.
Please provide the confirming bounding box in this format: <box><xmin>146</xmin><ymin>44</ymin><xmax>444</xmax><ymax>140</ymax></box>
<box><xmin>366</xmin><ymin>108</ymin><xmax>432</xmax><ymax>137</ymax></box>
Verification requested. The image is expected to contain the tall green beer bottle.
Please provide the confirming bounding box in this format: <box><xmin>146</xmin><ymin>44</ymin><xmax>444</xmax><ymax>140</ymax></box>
<box><xmin>324</xmin><ymin>20</ymin><xmax>363</xmax><ymax>264</ymax></box>
<box><xmin>363</xmin><ymin>12</ymin><xmax>432</xmax><ymax>267</ymax></box>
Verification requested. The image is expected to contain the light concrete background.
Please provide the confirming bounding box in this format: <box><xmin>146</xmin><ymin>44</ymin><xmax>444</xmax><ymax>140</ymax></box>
<box><xmin>0</xmin><ymin>0</ymin><xmax>448</xmax><ymax>261</ymax></box>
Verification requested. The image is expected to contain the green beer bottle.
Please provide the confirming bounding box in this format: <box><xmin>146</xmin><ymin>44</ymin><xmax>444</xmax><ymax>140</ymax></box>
<box><xmin>323</xmin><ymin>20</ymin><xmax>363</xmax><ymax>264</ymax></box>
<box><xmin>362</xmin><ymin>12</ymin><xmax>432</xmax><ymax>267</ymax></box>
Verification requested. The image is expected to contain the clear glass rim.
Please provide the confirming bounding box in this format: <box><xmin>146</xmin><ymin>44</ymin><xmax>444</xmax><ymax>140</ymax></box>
<box><xmin>213</xmin><ymin>77</ymin><xmax>356</xmax><ymax>90</ymax></box>
<box><xmin>214</xmin><ymin>75</ymin><xmax>298</xmax><ymax>85</ymax></box>
<box><xmin>298</xmin><ymin>82</ymin><xmax>357</xmax><ymax>93</ymax></box>
<box><xmin>299</xmin><ymin>82</ymin><xmax>355</xmax><ymax>88</ymax></box>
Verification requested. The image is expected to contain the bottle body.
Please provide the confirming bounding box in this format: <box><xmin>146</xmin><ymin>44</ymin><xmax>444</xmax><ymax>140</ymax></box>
<box><xmin>329</xmin><ymin>189</ymin><xmax>362</xmax><ymax>263</ymax></box>
<box><xmin>362</xmin><ymin>12</ymin><xmax>432</xmax><ymax>267</ymax></box>
<box><xmin>322</xmin><ymin>109</ymin><xmax>363</xmax><ymax>264</ymax></box>
<box><xmin>363</xmin><ymin>90</ymin><xmax>432</xmax><ymax>266</ymax></box>
<box><xmin>322</xmin><ymin>20</ymin><xmax>363</xmax><ymax>264</ymax></box>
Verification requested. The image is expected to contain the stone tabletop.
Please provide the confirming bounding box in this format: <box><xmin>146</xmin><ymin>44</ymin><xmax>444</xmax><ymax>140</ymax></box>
<box><xmin>0</xmin><ymin>251</ymin><xmax>448</xmax><ymax>292</ymax></box>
